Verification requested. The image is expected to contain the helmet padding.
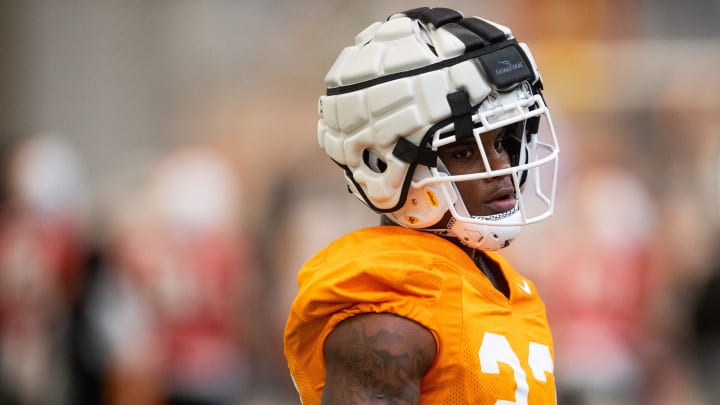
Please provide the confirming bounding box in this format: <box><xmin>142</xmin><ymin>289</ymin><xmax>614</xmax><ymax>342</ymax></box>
<box><xmin>318</xmin><ymin>7</ymin><xmax>558</xmax><ymax>250</ymax></box>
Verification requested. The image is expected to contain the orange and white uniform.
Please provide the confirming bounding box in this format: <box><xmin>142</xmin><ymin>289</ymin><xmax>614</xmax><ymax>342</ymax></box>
<box><xmin>285</xmin><ymin>226</ymin><xmax>556</xmax><ymax>404</ymax></box>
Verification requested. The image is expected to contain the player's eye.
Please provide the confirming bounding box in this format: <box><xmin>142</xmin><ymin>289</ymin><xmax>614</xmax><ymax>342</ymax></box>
<box><xmin>493</xmin><ymin>137</ymin><xmax>505</xmax><ymax>154</ymax></box>
<box><xmin>451</xmin><ymin>147</ymin><xmax>474</xmax><ymax>160</ymax></box>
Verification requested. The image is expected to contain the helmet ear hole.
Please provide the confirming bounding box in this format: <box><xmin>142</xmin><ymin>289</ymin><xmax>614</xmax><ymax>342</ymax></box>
<box><xmin>363</xmin><ymin>149</ymin><xmax>388</xmax><ymax>173</ymax></box>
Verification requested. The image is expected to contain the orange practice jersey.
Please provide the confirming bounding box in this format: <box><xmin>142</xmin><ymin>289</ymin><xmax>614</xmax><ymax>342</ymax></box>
<box><xmin>284</xmin><ymin>226</ymin><xmax>556</xmax><ymax>404</ymax></box>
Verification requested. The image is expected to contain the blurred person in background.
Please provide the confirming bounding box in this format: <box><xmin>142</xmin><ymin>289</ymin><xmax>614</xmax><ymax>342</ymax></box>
<box><xmin>691</xmin><ymin>249</ymin><xmax>720</xmax><ymax>405</ymax></box>
<box><xmin>689</xmin><ymin>131</ymin><xmax>720</xmax><ymax>404</ymax></box>
<box><xmin>284</xmin><ymin>7</ymin><xmax>561</xmax><ymax>404</ymax></box>
<box><xmin>0</xmin><ymin>133</ymin><xmax>92</xmax><ymax>404</ymax></box>
<box><xmin>87</xmin><ymin>146</ymin><xmax>257</xmax><ymax>405</ymax></box>
<box><xmin>538</xmin><ymin>166</ymin><xmax>656</xmax><ymax>404</ymax></box>
<box><xmin>652</xmin><ymin>79</ymin><xmax>720</xmax><ymax>405</ymax></box>
<box><xmin>259</xmin><ymin>149</ymin><xmax>378</xmax><ymax>402</ymax></box>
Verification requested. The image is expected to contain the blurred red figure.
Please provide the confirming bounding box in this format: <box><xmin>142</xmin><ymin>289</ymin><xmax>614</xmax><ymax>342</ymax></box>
<box><xmin>0</xmin><ymin>134</ymin><xmax>90</xmax><ymax>404</ymax></box>
<box><xmin>539</xmin><ymin>167</ymin><xmax>655</xmax><ymax>404</ymax></box>
<box><xmin>94</xmin><ymin>147</ymin><xmax>255</xmax><ymax>405</ymax></box>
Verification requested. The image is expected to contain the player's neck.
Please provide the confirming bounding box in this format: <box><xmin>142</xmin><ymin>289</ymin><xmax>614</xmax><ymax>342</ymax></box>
<box><xmin>472</xmin><ymin>249</ymin><xmax>510</xmax><ymax>298</ymax></box>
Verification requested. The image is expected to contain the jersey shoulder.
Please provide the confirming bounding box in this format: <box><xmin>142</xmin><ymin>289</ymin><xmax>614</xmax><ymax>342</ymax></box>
<box><xmin>293</xmin><ymin>226</ymin><xmax>470</xmax><ymax>318</ymax></box>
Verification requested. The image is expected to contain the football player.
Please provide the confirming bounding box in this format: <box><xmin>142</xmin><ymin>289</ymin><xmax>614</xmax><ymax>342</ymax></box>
<box><xmin>285</xmin><ymin>7</ymin><xmax>560</xmax><ymax>404</ymax></box>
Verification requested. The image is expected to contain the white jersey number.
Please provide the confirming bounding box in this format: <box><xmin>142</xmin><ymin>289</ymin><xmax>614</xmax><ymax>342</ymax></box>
<box><xmin>478</xmin><ymin>332</ymin><xmax>554</xmax><ymax>405</ymax></box>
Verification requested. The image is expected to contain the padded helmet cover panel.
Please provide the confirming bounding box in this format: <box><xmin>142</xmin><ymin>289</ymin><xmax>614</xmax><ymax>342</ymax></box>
<box><xmin>316</xmin><ymin>8</ymin><xmax>557</xmax><ymax>250</ymax></box>
<box><xmin>319</xmin><ymin>10</ymin><xmax>536</xmax><ymax>210</ymax></box>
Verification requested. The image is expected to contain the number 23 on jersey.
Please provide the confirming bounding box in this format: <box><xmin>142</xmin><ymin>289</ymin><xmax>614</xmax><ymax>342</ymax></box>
<box><xmin>479</xmin><ymin>332</ymin><xmax>555</xmax><ymax>405</ymax></box>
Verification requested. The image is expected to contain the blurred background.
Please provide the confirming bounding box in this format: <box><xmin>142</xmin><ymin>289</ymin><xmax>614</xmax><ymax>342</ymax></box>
<box><xmin>0</xmin><ymin>1</ymin><xmax>718</xmax><ymax>404</ymax></box>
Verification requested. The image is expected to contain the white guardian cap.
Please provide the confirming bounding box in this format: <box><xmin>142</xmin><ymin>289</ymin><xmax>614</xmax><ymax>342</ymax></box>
<box><xmin>317</xmin><ymin>7</ymin><xmax>559</xmax><ymax>250</ymax></box>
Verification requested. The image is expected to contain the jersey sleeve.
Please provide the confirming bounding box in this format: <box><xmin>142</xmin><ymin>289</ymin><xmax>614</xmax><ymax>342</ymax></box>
<box><xmin>284</xmin><ymin>241</ymin><xmax>450</xmax><ymax>402</ymax></box>
<box><xmin>290</xmin><ymin>242</ymin><xmax>448</xmax><ymax>340</ymax></box>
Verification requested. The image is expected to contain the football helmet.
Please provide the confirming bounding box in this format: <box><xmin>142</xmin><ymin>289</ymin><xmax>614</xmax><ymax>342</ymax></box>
<box><xmin>317</xmin><ymin>7</ymin><xmax>559</xmax><ymax>250</ymax></box>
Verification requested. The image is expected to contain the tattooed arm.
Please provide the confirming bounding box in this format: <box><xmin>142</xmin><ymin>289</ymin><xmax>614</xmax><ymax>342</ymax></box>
<box><xmin>322</xmin><ymin>313</ymin><xmax>437</xmax><ymax>405</ymax></box>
